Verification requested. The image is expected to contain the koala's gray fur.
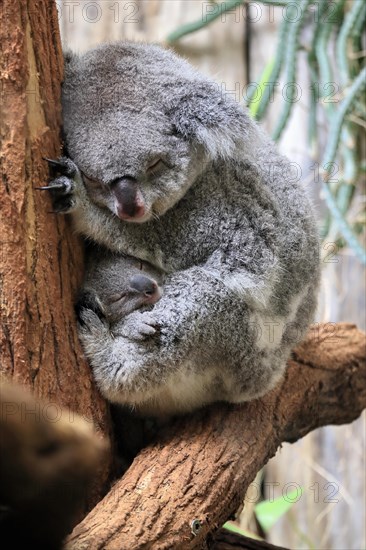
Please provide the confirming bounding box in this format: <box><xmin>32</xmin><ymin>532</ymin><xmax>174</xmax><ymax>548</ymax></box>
<box><xmin>47</xmin><ymin>41</ymin><xmax>320</xmax><ymax>416</ymax></box>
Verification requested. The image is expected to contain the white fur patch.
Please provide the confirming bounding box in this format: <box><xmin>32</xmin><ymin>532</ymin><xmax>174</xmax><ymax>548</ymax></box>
<box><xmin>110</xmin><ymin>362</ymin><xmax>222</xmax><ymax>416</ymax></box>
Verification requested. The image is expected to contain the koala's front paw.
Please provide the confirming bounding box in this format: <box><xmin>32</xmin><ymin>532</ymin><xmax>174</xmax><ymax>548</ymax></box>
<box><xmin>36</xmin><ymin>157</ymin><xmax>79</xmax><ymax>213</ymax></box>
<box><xmin>117</xmin><ymin>311</ymin><xmax>160</xmax><ymax>341</ymax></box>
<box><xmin>75</xmin><ymin>289</ymin><xmax>105</xmax><ymax>327</ymax></box>
<box><xmin>77</xmin><ymin>308</ymin><xmax>108</xmax><ymax>337</ymax></box>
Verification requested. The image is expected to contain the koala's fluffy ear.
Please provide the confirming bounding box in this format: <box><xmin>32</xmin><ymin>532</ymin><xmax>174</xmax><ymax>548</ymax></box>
<box><xmin>167</xmin><ymin>80</ymin><xmax>251</xmax><ymax>159</ymax></box>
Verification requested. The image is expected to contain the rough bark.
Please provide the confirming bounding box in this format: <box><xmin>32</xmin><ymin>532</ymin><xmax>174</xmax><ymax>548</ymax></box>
<box><xmin>0</xmin><ymin>0</ymin><xmax>112</xmax><ymax>508</ymax></box>
<box><xmin>67</xmin><ymin>323</ymin><xmax>366</xmax><ymax>549</ymax></box>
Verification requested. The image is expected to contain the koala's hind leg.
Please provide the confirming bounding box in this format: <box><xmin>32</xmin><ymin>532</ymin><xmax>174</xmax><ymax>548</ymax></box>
<box><xmin>35</xmin><ymin>157</ymin><xmax>79</xmax><ymax>213</ymax></box>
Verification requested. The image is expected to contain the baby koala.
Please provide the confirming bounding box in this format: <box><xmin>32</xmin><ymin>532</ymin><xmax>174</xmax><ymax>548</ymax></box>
<box><xmin>76</xmin><ymin>246</ymin><xmax>163</xmax><ymax>331</ymax></box>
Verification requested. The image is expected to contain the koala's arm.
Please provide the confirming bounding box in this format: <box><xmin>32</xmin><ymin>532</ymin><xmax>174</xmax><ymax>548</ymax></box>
<box><xmin>78</xmin><ymin>258</ymin><xmax>291</xmax><ymax>416</ymax></box>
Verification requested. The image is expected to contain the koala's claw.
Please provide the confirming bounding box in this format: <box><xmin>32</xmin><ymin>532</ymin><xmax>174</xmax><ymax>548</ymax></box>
<box><xmin>35</xmin><ymin>174</ymin><xmax>73</xmax><ymax>195</ymax></box>
<box><xmin>36</xmin><ymin>157</ymin><xmax>78</xmax><ymax>213</ymax></box>
<box><xmin>43</xmin><ymin>156</ymin><xmax>77</xmax><ymax>178</ymax></box>
<box><xmin>45</xmin><ymin>176</ymin><xmax>75</xmax><ymax>213</ymax></box>
<box><xmin>35</xmin><ymin>182</ymin><xmax>68</xmax><ymax>191</ymax></box>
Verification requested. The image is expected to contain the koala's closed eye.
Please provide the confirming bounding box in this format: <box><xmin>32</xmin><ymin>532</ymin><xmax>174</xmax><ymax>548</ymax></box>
<box><xmin>107</xmin><ymin>292</ymin><xmax>127</xmax><ymax>304</ymax></box>
<box><xmin>134</xmin><ymin>259</ymin><xmax>151</xmax><ymax>272</ymax></box>
<box><xmin>146</xmin><ymin>158</ymin><xmax>172</xmax><ymax>176</ymax></box>
<box><xmin>147</xmin><ymin>158</ymin><xmax>164</xmax><ymax>172</ymax></box>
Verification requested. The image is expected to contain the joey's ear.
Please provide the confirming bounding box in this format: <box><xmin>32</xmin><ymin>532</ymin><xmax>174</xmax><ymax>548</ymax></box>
<box><xmin>168</xmin><ymin>80</ymin><xmax>251</xmax><ymax>159</ymax></box>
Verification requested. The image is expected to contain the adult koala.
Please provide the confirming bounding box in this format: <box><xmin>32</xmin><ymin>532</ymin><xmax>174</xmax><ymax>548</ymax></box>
<box><xmin>43</xmin><ymin>42</ymin><xmax>320</xmax><ymax>416</ymax></box>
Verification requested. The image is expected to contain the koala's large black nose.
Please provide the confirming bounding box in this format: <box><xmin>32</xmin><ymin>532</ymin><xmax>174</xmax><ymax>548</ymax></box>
<box><xmin>129</xmin><ymin>274</ymin><xmax>158</xmax><ymax>296</ymax></box>
<box><xmin>112</xmin><ymin>177</ymin><xmax>146</xmax><ymax>220</ymax></box>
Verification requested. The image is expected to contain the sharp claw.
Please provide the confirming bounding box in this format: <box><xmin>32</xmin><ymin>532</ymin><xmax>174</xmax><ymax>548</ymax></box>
<box><xmin>34</xmin><ymin>184</ymin><xmax>67</xmax><ymax>191</ymax></box>
<box><xmin>42</xmin><ymin>157</ymin><xmax>65</xmax><ymax>169</ymax></box>
<box><xmin>43</xmin><ymin>157</ymin><xmax>76</xmax><ymax>178</ymax></box>
<box><xmin>48</xmin><ymin>207</ymin><xmax>69</xmax><ymax>213</ymax></box>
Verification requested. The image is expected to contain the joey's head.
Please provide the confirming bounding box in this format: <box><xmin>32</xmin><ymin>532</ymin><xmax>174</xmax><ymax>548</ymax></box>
<box><xmin>62</xmin><ymin>42</ymin><xmax>251</xmax><ymax>223</ymax></box>
<box><xmin>83</xmin><ymin>252</ymin><xmax>164</xmax><ymax>323</ymax></box>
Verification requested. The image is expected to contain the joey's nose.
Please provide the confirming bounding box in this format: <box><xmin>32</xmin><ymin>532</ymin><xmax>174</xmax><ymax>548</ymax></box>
<box><xmin>129</xmin><ymin>275</ymin><xmax>158</xmax><ymax>296</ymax></box>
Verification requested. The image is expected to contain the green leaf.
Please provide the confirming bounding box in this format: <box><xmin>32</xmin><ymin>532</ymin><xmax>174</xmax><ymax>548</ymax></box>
<box><xmin>248</xmin><ymin>58</ymin><xmax>275</xmax><ymax>118</ymax></box>
<box><xmin>255</xmin><ymin>488</ymin><xmax>302</xmax><ymax>533</ymax></box>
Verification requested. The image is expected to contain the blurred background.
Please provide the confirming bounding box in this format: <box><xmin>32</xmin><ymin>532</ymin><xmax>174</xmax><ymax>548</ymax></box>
<box><xmin>57</xmin><ymin>1</ymin><xmax>365</xmax><ymax>548</ymax></box>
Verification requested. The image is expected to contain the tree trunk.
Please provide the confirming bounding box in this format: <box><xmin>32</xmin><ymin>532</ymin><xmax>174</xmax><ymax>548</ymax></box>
<box><xmin>0</xmin><ymin>0</ymin><xmax>112</xmax><ymax>508</ymax></box>
<box><xmin>67</xmin><ymin>323</ymin><xmax>366</xmax><ymax>550</ymax></box>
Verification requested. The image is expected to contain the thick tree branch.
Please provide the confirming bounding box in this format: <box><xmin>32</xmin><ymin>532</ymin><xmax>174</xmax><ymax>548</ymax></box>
<box><xmin>67</xmin><ymin>323</ymin><xmax>366</xmax><ymax>549</ymax></box>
